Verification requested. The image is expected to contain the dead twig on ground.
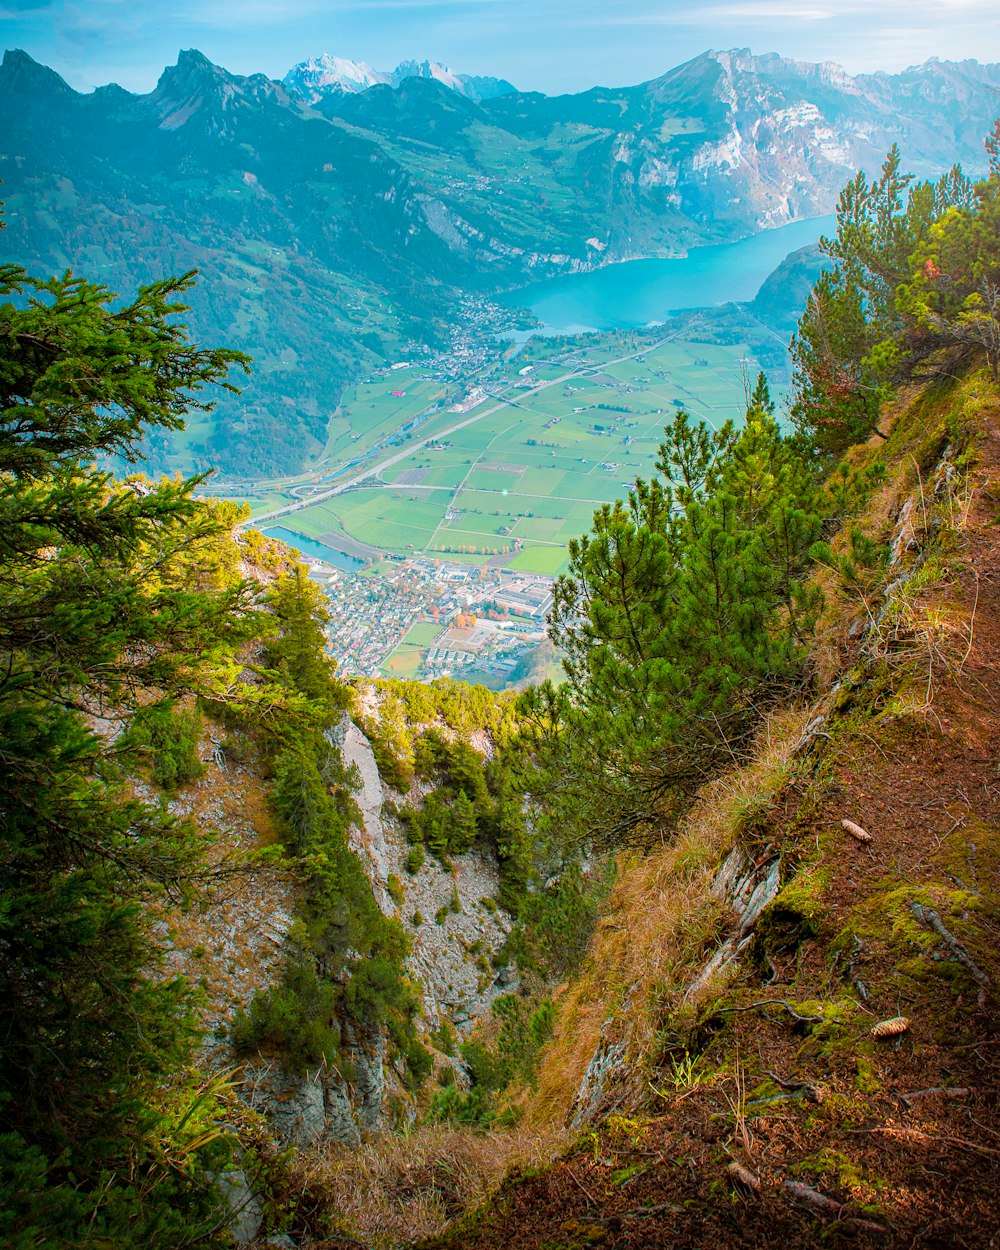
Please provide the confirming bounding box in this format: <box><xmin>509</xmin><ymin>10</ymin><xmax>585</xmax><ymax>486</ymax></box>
<box><xmin>714</xmin><ymin>1000</ymin><xmax>824</xmax><ymax>1024</ymax></box>
<box><xmin>910</xmin><ymin>902</ymin><xmax>991</xmax><ymax>991</ymax></box>
<box><xmin>902</xmin><ymin>1087</ymin><xmax>969</xmax><ymax>1105</ymax></box>
<box><xmin>764</xmin><ymin>1070</ymin><xmax>823</xmax><ymax>1102</ymax></box>
<box><xmin>958</xmin><ymin>568</ymin><xmax>981</xmax><ymax>670</ymax></box>
<box><xmin>847</xmin><ymin>1125</ymin><xmax>1000</xmax><ymax>1160</ymax></box>
<box><xmin>565</xmin><ymin>1166</ymin><xmax>598</xmax><ymax>1207</ymax></box>
<box><xmin>783</xmin><ymin>1180</ymin><xmax>889</xmax><ymax>1235</ymax></box>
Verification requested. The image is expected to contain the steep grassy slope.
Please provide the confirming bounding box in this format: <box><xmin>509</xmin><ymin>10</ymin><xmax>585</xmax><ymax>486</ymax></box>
<box><xmin>413</xmin><ymin>371</ymin><xmax>1000</xmax><ymax>1248</ymax></box>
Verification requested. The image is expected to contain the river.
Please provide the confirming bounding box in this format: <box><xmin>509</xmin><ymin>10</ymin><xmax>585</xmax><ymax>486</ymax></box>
<box><xmin>502</xmin><ymin>215</ymin><xmax>835</xmax><ymax>334</ymax></box>
<box><xmin>260</xmin><ymin>525</ymin><xmax>366</xmax><ymax>571</ymax></box>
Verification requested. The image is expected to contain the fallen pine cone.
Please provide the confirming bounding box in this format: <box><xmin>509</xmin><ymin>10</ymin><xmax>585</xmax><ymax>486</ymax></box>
<box><xmin>841</xmin><ymin>819</ymin><xmax>873</xmax><ymax>844</ymax></box>
<box><xmin>872</xmin><ymin>1016</ymin><xmax>910</xmax><ymax>1039</ymax></box>
<box><xmin>727</xmin><ymin>1161</ymin><xmax>761</xmax><ymax>1194</ymax></box>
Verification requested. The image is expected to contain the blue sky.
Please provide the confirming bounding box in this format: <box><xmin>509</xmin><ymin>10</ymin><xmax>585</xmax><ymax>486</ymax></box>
<box><xmin>2</xmin><ymin>0</ymin><xmax>998</xmax><ymax>95</ymax></box>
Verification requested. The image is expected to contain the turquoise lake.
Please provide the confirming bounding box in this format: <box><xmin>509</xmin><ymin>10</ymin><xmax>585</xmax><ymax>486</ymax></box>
<box><xmin>503</xmin><ymin>215</ymin><xmax>835</xmax><ymax>333</ymax></box>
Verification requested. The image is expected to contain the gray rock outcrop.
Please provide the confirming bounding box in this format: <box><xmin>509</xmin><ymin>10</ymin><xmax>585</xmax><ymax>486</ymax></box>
<box><xmin>337</xmin><ymin>716</ymin><xmax>517</xmax><ymax>1033</ymax></box>
<box><xmin>567</xmin><ymin>843</ymin><xmax>783</xmax><ymax>1129</ymax></box>
<box><xmin>246</xmin><ymin>1064</ymin><xmax>364</xmax><ymax>1150</ymax></box>
<box><xmin>214</xmin><ymin>1167</ymin><xmax>264</xmax><ymax>1244</ymax></box>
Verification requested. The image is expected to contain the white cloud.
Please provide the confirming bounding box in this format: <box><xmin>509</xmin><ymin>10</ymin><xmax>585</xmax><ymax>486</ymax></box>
<box><xmin>590</xmin><ymin>0</ymin><xmax>1000</xmax><ymax>22</ymax></box>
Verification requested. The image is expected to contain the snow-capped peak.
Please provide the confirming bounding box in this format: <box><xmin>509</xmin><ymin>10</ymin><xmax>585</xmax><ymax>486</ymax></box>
<box><xmin>283</xmin><ymin>54</ymin><xmax>391</xmax><ymax>102</ymax></box>
<box><xmin>390</xmin><ymin>59</ymin><xmax>464</xmax><ymax>92</ymax></box>
<box><xmin>283</xmin><ymin>54</ymin><xmax>516</xmax><ymax>103</ymax></box>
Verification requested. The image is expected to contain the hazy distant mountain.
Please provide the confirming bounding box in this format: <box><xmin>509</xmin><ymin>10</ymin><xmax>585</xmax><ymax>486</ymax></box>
<box><xmin>0</xmin><ymin>49</ymin><xmax>475</xmax><ymax>476</ymax></box>
<box><xmin>283</xmin><ymin>53</ymin><xmax>516</xmax><ymax>103</ymax></box>
<box><xmin>312</xmin><ymin>46</ymin><xmax>1000</xmax><ymax>263</ymax></box>
<box><xmin>284</xmin><ymin>53</ymin><xmax>389</xmax><ymax>97</ymax></box>
<box><xmin>2</xmin><ymin>45</ymin><xmax>999</xmax><ymax>475</ymax></box>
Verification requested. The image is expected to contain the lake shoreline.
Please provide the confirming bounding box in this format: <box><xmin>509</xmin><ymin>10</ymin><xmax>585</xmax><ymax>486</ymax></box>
<box><xmin>500</xmin><ymin>214</ymin><xmax>835</xmax><ymax>335</ymax></box>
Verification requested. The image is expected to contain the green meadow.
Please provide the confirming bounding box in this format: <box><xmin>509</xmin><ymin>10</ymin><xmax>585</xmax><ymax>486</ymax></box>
<box><xmin>322</xmin><ymin>366</ymin><xmax>450</xmax><ymax>461</ymax></box>
<box><xmin>383</xmin><ymin>620</ymin><xmax>445</xmax><ymax>677</ymax></box>
<box><xmin>260</xmin><ymin>334</ymin><xmax>757</xmax><ymax>573</ymax></box>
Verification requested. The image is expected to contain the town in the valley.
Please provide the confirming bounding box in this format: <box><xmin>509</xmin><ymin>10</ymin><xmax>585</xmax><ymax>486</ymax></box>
<box><xmin>306</xmin><ymin>549</ymin><xmax>556</xmax><ymax>689</ymax></box>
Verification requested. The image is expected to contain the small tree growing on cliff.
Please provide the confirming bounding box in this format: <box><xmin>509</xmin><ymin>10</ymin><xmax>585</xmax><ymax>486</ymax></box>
<box><xmin>533</xmin><ymin>378</ymin><xmax>826</xmax><ymax>851</ymax></box>
<box><xmin>791</xmin><ymin>144</ymin><xmax>980</xmax><ymax>453</ymax></box>
<box><xmin>896</xmin><ymin>127</ymin><xmax>1000</xmax><ymax>384</ymax></box>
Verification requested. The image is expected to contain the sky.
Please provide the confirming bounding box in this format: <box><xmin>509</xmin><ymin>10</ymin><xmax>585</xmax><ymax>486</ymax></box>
<box><xmin>1</xmin><ymin>0</ymin><xmax>998</xmax><ymax>96</ymax></box>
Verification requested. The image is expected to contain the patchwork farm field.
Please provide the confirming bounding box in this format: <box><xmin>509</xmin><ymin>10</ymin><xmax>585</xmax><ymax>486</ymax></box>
<box><xmin>260</xmin><ymin>332</ymin><xmax>760</xmax><ymax>574</ymax></box>
<box><xmin>321</xmin><ymin>365</ymin><xmax>453</xmax><ymax>461</ymax></box>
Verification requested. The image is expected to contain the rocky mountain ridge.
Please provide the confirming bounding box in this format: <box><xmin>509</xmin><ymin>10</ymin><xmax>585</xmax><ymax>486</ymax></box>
<box><xmin>283</xmin><ymin>53</ymin><xmax>516</xmax><ymax>103</ymax></box>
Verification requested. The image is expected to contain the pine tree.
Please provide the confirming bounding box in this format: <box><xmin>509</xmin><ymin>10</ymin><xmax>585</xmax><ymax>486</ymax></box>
<box><xmin>791</xmin><ymin>145</ymin><xmax>979</xmax><ymax>453</ymax></box>
<box><xmin>536</xmin><ymin>381</ymin><xmax>826</xmax><ymax>850</ymax></box>
<box><xmin>450</xmin><ymin>789</ymin><xmax>478</xmax><ymax>854</ymax></box>
<box><xmin>263</xmin><ymin>563</ymin><xmax>348</xmax><ymax>714</ymax></box>
<box><xmin>896</xmin><ymin>133</ymin><xmax>1000</xmax><ymax>382</ymax></box>
<box><xmin>0</xmin><ymin>232</ymin><xmax>262</xmax><ymax>1242</ymax></box>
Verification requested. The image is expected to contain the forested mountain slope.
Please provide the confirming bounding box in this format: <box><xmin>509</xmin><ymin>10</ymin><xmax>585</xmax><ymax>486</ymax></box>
<box><xmin>0</xmin><ymin>235</ymin><xmax>555</xmax><ymax>1244</ymax></box>
<box><xmin>2</xmin><ymin>47</ymin><xmax>999</xmax><ymax>475</ymax></box>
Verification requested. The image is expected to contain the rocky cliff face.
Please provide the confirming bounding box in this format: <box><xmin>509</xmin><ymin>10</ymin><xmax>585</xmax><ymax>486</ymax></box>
<box><xmin>595</xmin><ymin>50</ymin><xmax>1000</xmax><ymax>256</ymax></box>
<box><xmin>159</xmin><ymin>707</ymin><xmax>514</xmax><ymax>1162</ymax></box>
<box><xmin>335</xmin><ymin>715</ymin><xmax>516</xmax><ymax>1033</ymax></box>
<box><xmin>566</xmin><ymin>826</ymin><xmax>787</xmax><ymax>1132</ymax></box>
<box><xmin>149</xmin><ymin>754</ymin><xmax>296</xmax><ymax>1051</ymax></box>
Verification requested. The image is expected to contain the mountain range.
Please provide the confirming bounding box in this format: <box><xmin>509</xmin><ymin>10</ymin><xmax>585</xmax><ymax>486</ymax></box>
<box><xmin>2</xmin><ymin>45</ymin><xmax>999</xmax><ymax>475</ymax></box>
<box><xmin>283</xmin><ymin>54</ymin><xmax>516</xmax><ymax>103</ymax></box>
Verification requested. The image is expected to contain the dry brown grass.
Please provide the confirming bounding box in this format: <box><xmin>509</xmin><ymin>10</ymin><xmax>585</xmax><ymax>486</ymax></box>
<box><xmin>298</xmin><ymin>1122</ymin><xmax>559</xmax><ymax>1248</ymax></box>
<box><xmin>810</xmin><ymin>451</ymin><xmax>916</xmax><ymax>691</ymax></box>
<box><xmin>218</xmin><ymin>773</ymin><xmax>281</xmax><ymax>847</ymax></box>
<box><xmin>518</xmin><ymin>705</ymin><xmax>812</xmax><ymax>1134</ymax></box>
<box><xmin>281</xmin><ymin>709</ymin><xmax>807</xmax><ymax>1247</ymax></box>
<box><xmin>806</xmin><ymin>378</ymin><xmax>968</xmax><ymax>690</ymax></box>
<box><xmin>831</xmin><ymin>388</ymin><xmax>982</xmax><ymax>715</ymax></box>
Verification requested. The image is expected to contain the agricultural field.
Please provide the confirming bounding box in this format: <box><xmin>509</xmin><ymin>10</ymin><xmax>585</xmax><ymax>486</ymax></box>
<box><xmin>322</xmin><ymin>365</ymin><xmax>451</xmax><ymax>462</ymax></box>
<box><xmin>251</xmin><ymin>330</ymin><xmax>759</xmax><ymax>575</ymax></box>
<box><xmin>382</xmin><ymin>621</ymin><xmax>444</xmax><ymax>677</ymax></box>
